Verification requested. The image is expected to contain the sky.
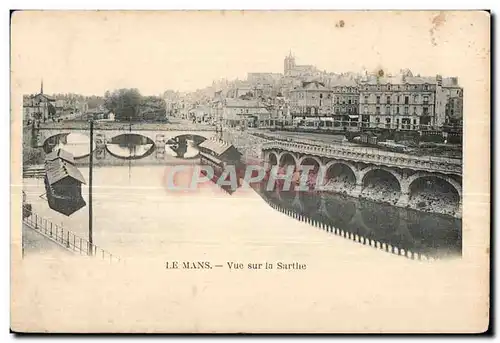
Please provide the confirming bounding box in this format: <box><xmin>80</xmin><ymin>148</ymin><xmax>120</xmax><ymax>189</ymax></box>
<box><xmin>11</xmin><ymin>11</ymin><xmax>489</xmax><ymax>96</ymax></box>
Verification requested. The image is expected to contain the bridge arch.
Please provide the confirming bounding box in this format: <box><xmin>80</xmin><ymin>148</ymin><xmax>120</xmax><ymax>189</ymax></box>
<box><xmin>359</xmin><ymin>165</ymin><xmax>402</xmax><ymax>204</ymax></box>
<box><xmin>297</xmin><ymin>155</ymin><xmax>322</xmax><ymax>170</ymax></box>
<box><xmin>42</xmin><ymin>132</ymin><xmax>95</xmax><ymax>158</ymax></box>
<box><xmin>358</xmin><ymin>165</ymin><xmax>403</xmax><ymax>188</ymax></box>
<box><xmin>278</xmin><ymin>152</ymin><xmax>298</xmax><ymax>169</ymax></box>
<box><xmin>264</xmin><ymin>151</ymin><xmax>279</xmax><ymax>170</ymax></box>
<box><xmin>42</xmin><ymin>132</ymin><xmax>72</xmax><ymax>150</ymax></box>
<box><xmin>405</xmin><ymin>172</ymin><xmax>462</xmax><ymax>214</ymax></box>
<box><xmin>405</xmin><ymin>172</ymin><xmax>462</xmax><ymax>197</ymax></box>
<box><xmin>106</xmin><ymin>133</ymin><xmax>156</xmax><ymax>159</ymax></box>
<box><xmin>323</xmin><ymin>160</ymin><xmax>357</xmax><ymax>192</ymax></box>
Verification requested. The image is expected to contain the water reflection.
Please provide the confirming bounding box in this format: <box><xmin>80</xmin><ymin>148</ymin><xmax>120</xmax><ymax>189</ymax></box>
<box><xmin>165</xmin><ymin>139</ymin><xmax>200</xmax><ymax>159</ymax></box>
<box><xmin>44</xmin><ymin>133</ymin><xmax>95</xmax><ymax>157</ymax></box>
<box><xmin>105</xmin><ymin>134</ymin><xmax>155</xmax><ymax>159</ymax></box>
<box><xmin>106</xmin><ymin>144</ymin><xmax>155</xmax><ymax>159</ymax></box>
<box><xmin>258</xmin><ymin>189</ymin><xmax>462</xmax><ymax>259</ymax></box>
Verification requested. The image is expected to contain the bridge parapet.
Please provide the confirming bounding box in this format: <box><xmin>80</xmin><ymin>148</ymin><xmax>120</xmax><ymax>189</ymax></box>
<box><xmin>36</xmin><ymin>127</ymin><xmax>216</xmax><ymax>148</ymax></box>
<box><xmin>262</xmin><ymin>141</ymin><xmax>462</xmax><ymax>175</ymax></box>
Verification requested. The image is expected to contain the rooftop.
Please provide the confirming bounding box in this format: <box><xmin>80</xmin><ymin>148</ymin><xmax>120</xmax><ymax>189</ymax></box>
<box><xmin>199</xmin><ymin>137</ymin><xmax>240</xmax><ymax>156</ymax></box>
<box><xmin>225</xmin><ymin>98</ymin><xmax>267</xmax><ymax>108</ymax></box>
<box><xmin>45</xmin><ymin>148</ymin><xmax>75</xmax><ymax>164</ymax></box>
<box><xmin>45</xmin><ymin>158</ymin><xmax>86</xmax><ymax>185</ymax></box>
<box><xmin>328</xmin><ymin>78</ymin><xmax>358</xmax><ymax>88</ymax></box>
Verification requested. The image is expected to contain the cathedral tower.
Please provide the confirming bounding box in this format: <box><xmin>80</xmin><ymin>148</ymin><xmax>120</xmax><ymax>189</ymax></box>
<box><xmin>283</xmin><ymin>50</ymin><xmax>295</xmax><ymax>76</ymax></box>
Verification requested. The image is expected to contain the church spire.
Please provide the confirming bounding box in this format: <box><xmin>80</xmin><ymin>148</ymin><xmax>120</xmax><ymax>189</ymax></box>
<box><xmin>40</xmin><ymin>79</ymin><xmax>43</xmax><ymax>94</ymax></box>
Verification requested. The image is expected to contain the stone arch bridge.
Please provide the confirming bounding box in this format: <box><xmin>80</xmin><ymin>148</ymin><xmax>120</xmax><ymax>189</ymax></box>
<box><xmin>262</xmin><ymin>141</ymin><xmax>462</xmax><ymax>215</ymax></box>
<box><xmin>35</xmin><ymin>127</ymin><xmax>217</xmax><ymax>150</ymax></box>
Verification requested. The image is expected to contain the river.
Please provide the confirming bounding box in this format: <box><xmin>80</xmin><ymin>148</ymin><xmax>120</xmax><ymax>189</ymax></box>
<box><xmin>23</xmin><ymin>150</ymin><xmax>462</xmax><ymax>261</ymax></box>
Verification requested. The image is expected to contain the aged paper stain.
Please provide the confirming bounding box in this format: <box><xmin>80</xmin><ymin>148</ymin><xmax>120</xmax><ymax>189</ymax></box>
<box><xmin>335</xmin><ymin>19</ymin><xmax>345</xmax><ymax>28</ymax></box>
<box><xmin>430</xmin><ymin>12</ymin><xmax>447</xmax><ymax>46</ymax></box>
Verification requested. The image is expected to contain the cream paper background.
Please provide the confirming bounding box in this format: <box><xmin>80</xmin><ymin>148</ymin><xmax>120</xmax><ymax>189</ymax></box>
<box><xmin>10</xmin><ymin>11</ymin><xmax>490</xmax><ymax>333</ymax></box>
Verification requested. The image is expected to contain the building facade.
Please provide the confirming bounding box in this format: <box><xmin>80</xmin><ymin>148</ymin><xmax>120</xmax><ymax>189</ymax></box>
<box><xmin>358</xmin><ymin>75</ymin><xmax>442</xmax><ymax>130</ymax></box>
<box><xmin>221</xmin><ymin>99</ymin><xmax>272</xmax><ymax>128</ymax></box>
<box><xmin>442</xmin><ymin>77</ymin><xmax>464</xmax><ymax>126</ymax></box>
<box><xmin>23</xmin><ymin>81</ymin><xmax>56</xmax><ymax>122</ymax></box>
<box><xmin>329</xmin><ymin>79</ymin><xmax>359</xmax><ymax>127</ymax></box>
<box><xmin>289</xmin><ymin>80</ymin><xmax>332</xmax><ymax>118</ymax></box>
<box><xmin>288</xmin><ymin>79</ymin><xmax>360</xmax><ymax>128</ymax></box>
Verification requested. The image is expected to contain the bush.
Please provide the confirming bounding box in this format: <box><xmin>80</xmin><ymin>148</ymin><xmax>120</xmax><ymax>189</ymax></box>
<box><xmin>420</xmin><ymin>134</ymin><xmax>445</xmax><ymax>143</ymax></box>
<box><xmin>22</xmin><ymin>204</ymin><xmax>32</xmax><ymax>219</ymax></box>
<box><xmin>23</xmin><ymin>146</ymin><xmax>43</xmax><ymax>166</ymax></box>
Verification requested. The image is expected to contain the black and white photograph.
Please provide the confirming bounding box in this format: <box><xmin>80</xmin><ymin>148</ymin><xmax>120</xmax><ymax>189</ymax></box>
<box><xmin>10</xmin><ymin>10</ymin><xmax>490</xmax><ymax>333</ymax></box>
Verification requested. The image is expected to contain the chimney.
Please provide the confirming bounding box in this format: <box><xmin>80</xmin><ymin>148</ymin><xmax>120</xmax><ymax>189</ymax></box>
<box><xmin>436</xmin><ymin>74</ymin><xmax>443</xmax><ymax>86</ymax></box>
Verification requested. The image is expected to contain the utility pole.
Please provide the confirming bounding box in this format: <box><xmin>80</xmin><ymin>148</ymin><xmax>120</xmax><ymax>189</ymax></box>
<box><xmin>88</xmin><ymin>119</ymin><xmax>94</xmax><ymax>256</ymax></box>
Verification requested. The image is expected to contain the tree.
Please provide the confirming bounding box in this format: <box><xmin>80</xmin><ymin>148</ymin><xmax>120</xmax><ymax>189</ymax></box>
<box><xmin>104</xmin><ymin>88</ymin><xmax>142</xmax><ymax>122</ymax></box>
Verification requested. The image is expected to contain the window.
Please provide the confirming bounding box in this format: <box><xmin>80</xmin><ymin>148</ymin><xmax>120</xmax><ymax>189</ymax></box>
<box><xmin>387</xmin><ymin>84</ymin><xmax>391</xmax><ymax>90</ymax></box>
<box><xmin>320</xmin><ymin>93</ymin><xmax>323</xmax><ymax>99</ymax></box>
<box><xmin>423</xmin><ymin>107</ymin><xmax>429</xmax><ymax>115</ymax></box>
<box><xmin>327</xmin><ymin>94</ymin><xmax>331</xmax><ymax>99</ymax></box>
<box><xmin>386</xmin><ymin>106</ymin><xmax>390</xmax><ymax>114</ymax></box>
<box><xmin>393</xmin><ymin>107</ymin><xmax>397</xmax><ymax>115</ymax></box>
<box><xmin>376</xmin><ymin>96</ymin><xmax>380</xmax><ymax>104</ymax></box>
<box><xmin>397</xmin><ymin>107</ymin><xmax>400</xmax><ymax>114</ymax></box>
<box><xmin>405</xmin><ymin>96</ymin><xmax>409</xmax><ymax>105</ymax></box>
<box><xmin>386</xmin><ymin>96</ymin><xmax>391</xmax><ymax>104</ymax></box>
<box><xmin>364</xmin><ymin>106</ymin><xmax>368</xmax><ymax>114</ymax></box>
<box><xmin>397</xmin><ymin>95</ymin><xmax>401</xmax><ymax>103</ymax></box>
<box><xmin>376</xmin><ymin>106</ymin><xmax>380</xmax><ymax>114</ymax></box>
<box><xmin>404</xmin><ymin>106</ymin><xmax>409</xmax><ymax>115</ymax></box>
<box><xmin>364</xmin><ymin>95</ymin><xmax>368</xmax><ymax>103</ymax></box>
<box><xmin>413</xmin><ymin>106</ymin><xmax>417</xmax><ymax>114</ymax></box>
<box><xmin>376</xmin><ymin>117</ymin><xmax>380</xmax><ymax>123</ymax></box>
<box><xmin>423</xmin><ymin>84</ymin><xmax>429</xmax><ymax>91</ymax></box>
<box><xmin>423</xmin><ymin>96</ymin><xmax>429</xmax><ymax>105</ymax></box>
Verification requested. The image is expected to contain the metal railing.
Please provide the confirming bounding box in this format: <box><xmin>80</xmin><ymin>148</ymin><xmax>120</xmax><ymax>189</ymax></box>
<box><xmin>22</xmin><ymin>205</ymin><xmax>121</xmax><ymax>263</ymax></box>
<box><xmin>35</xmin><ymin>121</ymin><xmax>216</xmax><ymax>132</ymax></box>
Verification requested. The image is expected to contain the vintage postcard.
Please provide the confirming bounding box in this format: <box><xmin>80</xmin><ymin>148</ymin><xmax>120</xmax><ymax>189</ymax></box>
<box><xmin>10</xmin><ymin>10</ymin><xmax>490</xmax><ymax>333</ymax></box>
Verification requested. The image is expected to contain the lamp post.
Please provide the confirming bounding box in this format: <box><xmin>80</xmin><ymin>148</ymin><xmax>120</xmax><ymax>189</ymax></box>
<box><xmin>88</xmin><ymin>119</ymin><xmax>94</xmax><ymax>256</ymax></box>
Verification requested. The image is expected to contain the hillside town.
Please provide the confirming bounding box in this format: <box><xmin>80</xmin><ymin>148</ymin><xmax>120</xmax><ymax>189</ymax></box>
<box><xmin>23</xmin><ymin>52</ymin><xmax>463</xmax><ymax>140</ymax></box>
<box><xmin>163</xmin><ymin>52</ymin><xmax>463</xmax><ymax>135</ymax></box>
